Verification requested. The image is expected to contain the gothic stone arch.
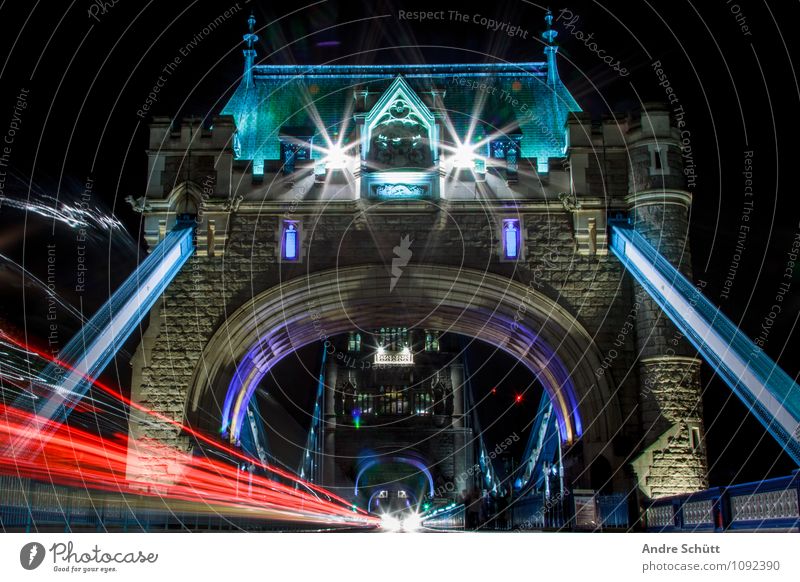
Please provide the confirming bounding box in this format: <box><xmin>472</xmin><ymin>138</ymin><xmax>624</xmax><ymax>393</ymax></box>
<box><xmin>181</xmin><ymin>264</ymin><xmax>623</xmax><ymax>479</ymax></box>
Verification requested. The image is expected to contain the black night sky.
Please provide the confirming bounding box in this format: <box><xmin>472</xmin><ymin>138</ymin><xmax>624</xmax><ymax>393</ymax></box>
<box><xmin>1</xmin><ymin>0</ymin><xmax>799</xmax><ymax>487</ymax></box>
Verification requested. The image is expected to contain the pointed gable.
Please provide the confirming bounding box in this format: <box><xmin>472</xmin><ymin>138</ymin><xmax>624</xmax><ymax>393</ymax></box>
<box><xmin>362</xmin><ymin>76</ymin><xmax>438</xmax><ymax>168</ymax></box>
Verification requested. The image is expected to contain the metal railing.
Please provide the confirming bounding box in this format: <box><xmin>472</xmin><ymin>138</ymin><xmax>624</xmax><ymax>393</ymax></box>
<box><xmin>509</xmin><ymin>492</ymin><xmax>628</xmax><ymax>531</ymax></box>
<box><xmin>610</xmin><ymin>222</ymin><xmax>800</xmax><ymax>464</ymax></box>
<box><xmin>646</xmin><ymin>472</ymin><xmax>800</xmax><ymax>532</ymax></box>
<box><xmin>422</xmin><ymin>503</ymin><xmax>465</xmax><ymax>530</ymax></box>
<box><xmin>423</xmin><ymin>492</ymin><xmax>631</xmax><ymax>531</ymax></box>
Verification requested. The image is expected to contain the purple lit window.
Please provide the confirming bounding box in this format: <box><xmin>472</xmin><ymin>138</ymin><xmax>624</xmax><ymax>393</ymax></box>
<box><xmin>283</xmin><ymin>222</ymin><xmax>299</xmax><ymax>260</ymax></box>
<box><xmin>503</xmin><ymin>219</ymin><xmax>520</xmax><ymax>259</ymax></box>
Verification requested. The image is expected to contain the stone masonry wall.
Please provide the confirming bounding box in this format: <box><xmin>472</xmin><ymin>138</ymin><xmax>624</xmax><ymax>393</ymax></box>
<box><xmin>641</xmin><ymin>357</ymin><xmax>707</xmax><ymax>496</ymax></box>
<box><xmin>129</xmin><ymin>207</ymin><xmax>639</xmax><ymax>479</ymax></box>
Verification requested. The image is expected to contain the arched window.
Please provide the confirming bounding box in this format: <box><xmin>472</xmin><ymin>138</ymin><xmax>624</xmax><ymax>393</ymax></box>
<box><xmin>413</xmin><ymin>386</ymin><xmax>433</xmax><ymax>415</ymax></box>
<box><xmin>424</xmin><ymin>330</ymin><xmax>440</xmax><ymax>351</ymax></box>
<box><xmin>282</xmin><ymin>221</ymin><xmax>299</xmax><ymax>260</ymax></box>
<box><xmin>502</xmin><ymin>219</ymin><xmax>520</xmax><ymax>260</ymax></box>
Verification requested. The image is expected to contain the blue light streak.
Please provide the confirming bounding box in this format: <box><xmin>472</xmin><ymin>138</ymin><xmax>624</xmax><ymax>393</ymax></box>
<box><xmin>13</xmin><ymin>222</ymin><xmax>195</xmax><ymax>446</ymax></box>
<box><xmin>610</xmin><ymin>223</ymin><xmax>800</xmax><ymax>465</ymax></box>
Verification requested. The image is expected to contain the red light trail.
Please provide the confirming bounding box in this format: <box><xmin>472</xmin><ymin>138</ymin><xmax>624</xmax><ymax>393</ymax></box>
<box><xmin>0</xmin><ymin>403</ymin><xmax>375</xmax><ymax>525</ymax></box>
<box><xmin>0</xmin><ymin>330</ymin><xmax>379</xmax><ymax>528</ymax></box>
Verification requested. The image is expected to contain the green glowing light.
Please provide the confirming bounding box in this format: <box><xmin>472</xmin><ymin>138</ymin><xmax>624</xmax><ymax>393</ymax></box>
<box><xmin>221</xmin><ymin>64</ymin><xmax>580</xmax><ymax>177</ymax></box>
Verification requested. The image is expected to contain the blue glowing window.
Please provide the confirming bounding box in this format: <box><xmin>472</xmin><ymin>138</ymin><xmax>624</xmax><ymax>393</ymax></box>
<box><xmin>503</xmin><ymin>219</ymin><xmax>520</xmax><ymax>259</ymax></box>
<box><xmin>283</xmin><ymin>222</ymin><xmax>298</xmax><ymax>260</ymax></box>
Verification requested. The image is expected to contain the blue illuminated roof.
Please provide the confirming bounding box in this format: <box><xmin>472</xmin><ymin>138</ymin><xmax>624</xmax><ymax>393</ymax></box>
<box><xmin>222</xmin><ymin>61</ymin><xmax>581</xmax><ymax>173</ymax></box>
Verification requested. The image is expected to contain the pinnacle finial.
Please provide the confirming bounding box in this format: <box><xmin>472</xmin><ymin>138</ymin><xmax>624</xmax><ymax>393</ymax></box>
<box><xmin>244</xmin><ymin>11</ymin><xmax>258</xmax><ymax>50</ymax></box>
<box><xmin>542</xmin><ymin>8</ymin><xmax>558</xmax><ymax>45</ymax></box>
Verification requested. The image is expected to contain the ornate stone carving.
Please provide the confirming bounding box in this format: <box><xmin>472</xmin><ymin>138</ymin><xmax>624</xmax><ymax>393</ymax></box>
<box><xmin>373</xmin><ymin>183</ymin><xmax>427</xmax><ymax>198</ymax></box>
<box><xmin>374</xmin><ymin>350</ymin><xmax>414</xmax><ymax>366</ymax></box>
<box><xmin>370</xmin><ymin>98</ymin><xmax>430</xmax><ymax>168</ymax></box>
<box><xmin>558</xmin><ymin>191</ymin><xmax>582</xmax><ymax>211</ymax></box>
<box><xmin>222</xmin><ymin>194</ymin><xmax>243</xmax><ymax>212</ymax></box>
<box><xmin>125</xmin><ymin>195</ymin><xmax>151</xmax><ymax>213</ymax></box>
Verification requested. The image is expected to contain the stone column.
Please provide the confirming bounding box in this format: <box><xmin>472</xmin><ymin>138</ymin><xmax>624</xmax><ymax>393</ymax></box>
<box><xmin>450</xmin><ymin>363</ymin><xmax>465</xmax><ymax>428</ymax></box>
<box><xmin>323</xmin><ymin>356</ymin><xmax>338</xmax><ymax>488</ymax></box>
<box><xmin>627</xmin><ymin>105</ymin><xmax>708</xmax><ymax>498</ymax></box>
<box><xmin>452</xmin><ymin>429</ymin><xmax>473</xmax><ymax>501</ymax></box>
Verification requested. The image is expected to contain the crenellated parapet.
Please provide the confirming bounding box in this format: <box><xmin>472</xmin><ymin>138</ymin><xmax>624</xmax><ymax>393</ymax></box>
<box><xmin>129</xmin><ymin>115</ymin><xmax>238</xmax><ymax>256</ymax></box>
<box><xmin>561</xmin><ymin>104</ymin><xmax>692</xmax><ymax>257</ymax></box>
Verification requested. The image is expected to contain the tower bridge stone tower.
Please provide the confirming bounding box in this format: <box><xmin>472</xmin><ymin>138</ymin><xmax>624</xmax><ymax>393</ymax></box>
<box><xmin>126</xmin><ymin>17</ymin><xmax>707</xmax><ymax>501</ymax></box>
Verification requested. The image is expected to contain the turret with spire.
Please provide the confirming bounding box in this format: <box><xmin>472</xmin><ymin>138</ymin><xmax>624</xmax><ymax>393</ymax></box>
<box><xmin>242</xmin><ymin>11</ymin><xmax>258</xmax><ymax>88</ymax></box>
<box><xmin>542</xmin><ymin>9</ymin><xmax>560</xmax><ymax>86</ymax></box>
